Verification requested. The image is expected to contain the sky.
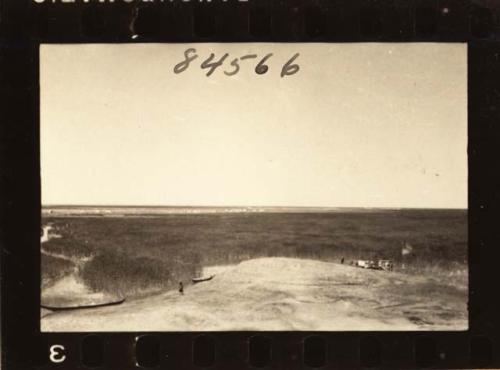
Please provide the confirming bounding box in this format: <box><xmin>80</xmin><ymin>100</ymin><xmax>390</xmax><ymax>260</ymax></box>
<box><xmin>40</xmin><ymin>43</ymin><xmax>467</xmax><ymax>208</ymax></box>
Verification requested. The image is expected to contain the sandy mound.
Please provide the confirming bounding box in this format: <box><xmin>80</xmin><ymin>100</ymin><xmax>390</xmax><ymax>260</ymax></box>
<box><xmin>41</xmin><ymin>257</ymin><xmax>467</xmax><ymax>331</ymax></box>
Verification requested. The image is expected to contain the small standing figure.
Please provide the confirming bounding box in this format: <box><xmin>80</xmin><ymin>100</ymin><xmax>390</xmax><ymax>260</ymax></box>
<box><xmin>179</xmin><ymin>281</ymin><xmax>184</xmax><ymax>295</ymax></box>
<box><xmin>341</xmin><ymin>257</ymin><xmax>345</xmax><ymax>264</ymax></box>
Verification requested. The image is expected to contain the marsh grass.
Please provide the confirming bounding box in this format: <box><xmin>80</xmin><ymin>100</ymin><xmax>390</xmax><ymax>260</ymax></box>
<box><xmin>395</xmin><ymin>258</ymin><xmax>468</xmax><ymax>290</ymax></box>
<box><xmin>80</xmin><ymin>251</ymin><xmax>201</xmax><ymax>296</ymax></box>
<box><xmin>41</xmin><ymin>209</ymin><xmax>467</xmax><ymax>298</ymax></box>
<box><xmin>41</xmin><ymin>254</ymin><xmax>74</xmax><ymax>288</ymax></box>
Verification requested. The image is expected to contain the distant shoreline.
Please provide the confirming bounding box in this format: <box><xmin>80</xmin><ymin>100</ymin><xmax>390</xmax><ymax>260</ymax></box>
<box><xmin>42</xmin><ymin>204</ymin><xmax>468</xmax><ymax>209</ymax></box>
<box><xmin>41</xmin><ymin>205</ymin><xmax>467</xmax><ymax>216</ymax></box>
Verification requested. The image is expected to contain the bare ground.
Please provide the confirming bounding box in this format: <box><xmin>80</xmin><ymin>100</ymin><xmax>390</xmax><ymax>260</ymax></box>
<box><xmin>41</xmin><ymin>257</ymin><xmax>467</xmax><ymax>331</ymax></box>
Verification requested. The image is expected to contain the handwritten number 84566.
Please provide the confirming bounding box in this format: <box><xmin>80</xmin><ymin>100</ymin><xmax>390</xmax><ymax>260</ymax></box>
<box><xmin>174</xmin><ymin>49</ymin><xmax>300</xmax><ymax>78</ymax></box>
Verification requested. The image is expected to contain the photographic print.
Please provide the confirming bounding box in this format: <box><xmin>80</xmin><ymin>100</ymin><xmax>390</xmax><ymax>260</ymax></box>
<box><xmin>40</xmin><ymin>43</ymin><xmax>467</xmax><ymax>331</ymax></box>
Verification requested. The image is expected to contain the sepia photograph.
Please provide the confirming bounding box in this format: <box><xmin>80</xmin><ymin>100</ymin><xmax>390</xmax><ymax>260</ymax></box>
<box><xmin>40</xmin><ymin>43</ymin><xmax>467</xmax><ymax>331</ymax></box>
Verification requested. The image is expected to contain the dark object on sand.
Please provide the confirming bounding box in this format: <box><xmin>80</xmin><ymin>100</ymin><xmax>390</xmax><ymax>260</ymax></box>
<box><xmin>179</xmin><ymin>281</ymin><xmax>184</xmax><ymax>294</ymax></box>
<box><xmin>192</xmin><ymin>275</ymin><xmax>215</xmax><ymax>284</ymax></box>
<box><xmin>341</xmin><ymin>257</ymin><xmax>345</xmax><ymax>264</ymax></box>
<box><xmin>41</xmin><ymin>298</ymin><xmax>125</xmax><ymax>311</ymax></box>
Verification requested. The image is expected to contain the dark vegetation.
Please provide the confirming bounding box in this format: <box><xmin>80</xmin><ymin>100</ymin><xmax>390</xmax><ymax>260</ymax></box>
<box><xmin>41</xmin><ymin>254</ymin><xmax>74</xmax><ymax>288</ymax></box>
<box><xmin>42</xmin><ymin>209</ymin><xmax>467</xmax><ymax>297</ymax></box>
<box><xmin>80</xmin><ymin>252</ymin><xmax>199</xmax><ymax>296</ymax></box>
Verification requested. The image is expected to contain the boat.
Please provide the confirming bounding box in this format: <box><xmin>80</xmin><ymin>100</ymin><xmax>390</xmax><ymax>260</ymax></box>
<box><xmin>192</xmin><ymin>275</ymin><xmax>215</xmax><ymax>284</ymax></box>
<box><xmin>41</xmin><ymin>298</ymin><xmax>126</xmax><ymax>311</ymax></box>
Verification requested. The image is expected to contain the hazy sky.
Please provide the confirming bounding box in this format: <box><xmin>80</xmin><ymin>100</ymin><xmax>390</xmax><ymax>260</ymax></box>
<box><xmin>40</xmin><ymin>43</ymin><xmax>467</xmax><ymax>208</ymax></box>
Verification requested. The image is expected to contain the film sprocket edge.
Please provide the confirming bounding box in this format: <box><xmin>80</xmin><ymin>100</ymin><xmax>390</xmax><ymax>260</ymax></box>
<box><xmin>1</xmin><ymin>0</ymin><xmax>500</xmax><ymax>369</ymax></box>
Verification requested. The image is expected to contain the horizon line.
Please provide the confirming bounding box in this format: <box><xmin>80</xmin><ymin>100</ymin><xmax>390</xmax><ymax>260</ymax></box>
<box><xmin>41</xmin><ymin>204</ymin><xmax>468</xmax><ymax>211</ymax></box>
